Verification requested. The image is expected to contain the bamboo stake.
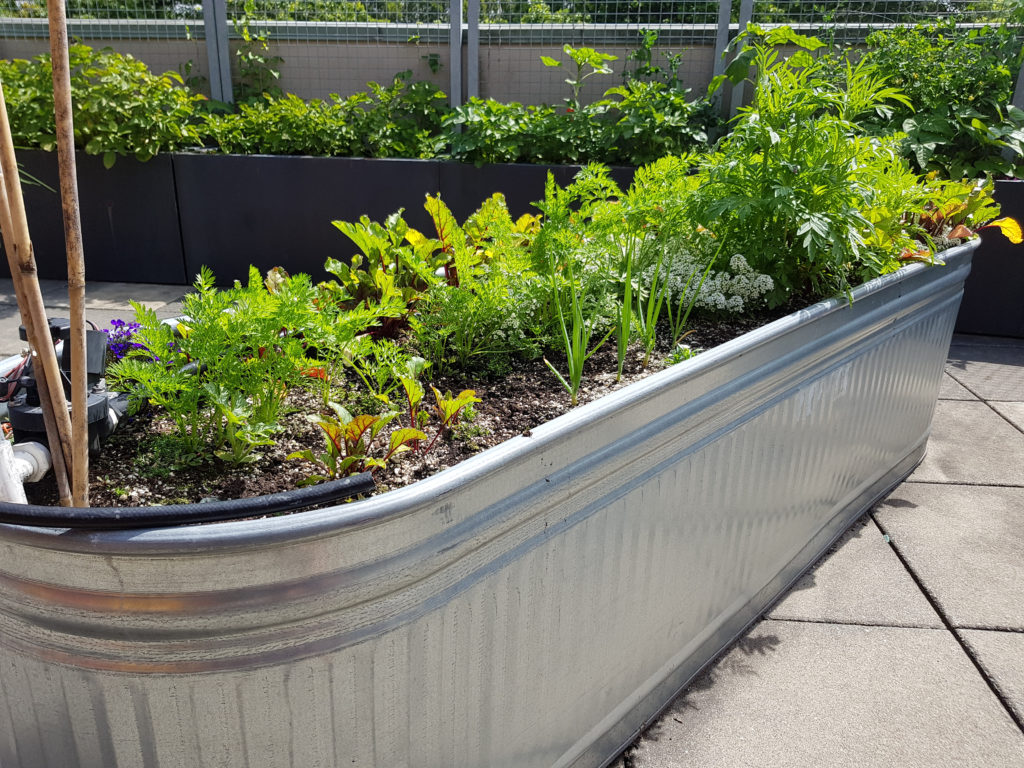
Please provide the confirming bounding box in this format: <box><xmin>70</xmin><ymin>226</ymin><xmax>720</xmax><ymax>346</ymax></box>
<box><xmin>26</xmin><ymin>351</ymin><xmax>73</xmax><ymax>506</ymax></box>
<box><xmin>0</xmin><ymin>177</ymin><xmax>72</xmax><ymax>506</ymax></box>
<box><xmin>46</xmin><ymin>0</ymin><xmax>88</xmax><ymax>507</ymax></box>
<box><xmin>0</xmin><ymin>85</ymin><xmax>75</xmax><ymax>506</ymax></box>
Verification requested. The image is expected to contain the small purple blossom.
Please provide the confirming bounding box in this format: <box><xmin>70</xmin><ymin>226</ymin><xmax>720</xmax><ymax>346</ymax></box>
<box><xmin>103</xmin><ymin>319</ymin><xmax>145</xmax><ymax>361</ymax></box>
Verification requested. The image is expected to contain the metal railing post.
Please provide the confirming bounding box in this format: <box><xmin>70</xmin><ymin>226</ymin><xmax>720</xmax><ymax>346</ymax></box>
<box><xmin>449</xmin><ymin>0</ymin><xmax>464</xmax><ymax>108</ymax></box>
<box><xmin>729</xmin><ymin>0</ymin><xmax>754</xmax><ymax>119</ymax></box>
<box><xmin>467</xmin><ymin>0</ymin><xmax>479</xmax><ymax>100</ymax></box>
<box><xmin>712</xmin><ymin>0</ymin><xmax>734</xmax><ymax>113</ymax></box>
<box><xmin>1003</xmin><ymin>39</ymin><xmax>1024</xmax><ymax>163</ymax></box>
<box><xmin>712</xmin><ymin>0</ymin><xmax>733</xmax><ymax>80</ymax></box>
<box><xmin>201</xmin><ymin>0</ymin><xmax>233</xmax><ymax>103</ymax></box>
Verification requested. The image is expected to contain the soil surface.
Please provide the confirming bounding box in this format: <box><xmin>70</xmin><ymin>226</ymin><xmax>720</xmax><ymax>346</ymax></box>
<box><xmin>25</xmin><ymin>308</ymin><xmax>795</xmax><ymax>511</ymax></box>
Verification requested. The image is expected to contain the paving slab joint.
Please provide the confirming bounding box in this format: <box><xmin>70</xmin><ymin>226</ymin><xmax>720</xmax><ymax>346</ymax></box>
<box><xmin>768</xmin><ymin>616</ymin><xmax>946</xmax><ymax>631</ymax></box>
<box><xmin>904</xmin><ymin>479</ymin><xmax>1024</xmax><ymax>489</ymax></box>
<box><xmin>871</xmin><ymin>510</ymin><xmax>1024</xmax><ymax>735</ymax></box>
<box><xmin>990</xmin><ymin>402</ymin><xmax>1024</xmax><ymax>438</ymax></box>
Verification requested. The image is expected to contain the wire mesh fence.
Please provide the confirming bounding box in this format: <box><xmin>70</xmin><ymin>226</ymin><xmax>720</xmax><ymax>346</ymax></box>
<box><xmin>0</xmin><ymin>0</ymin><xmax>1018</xmax><ymax>101</ymax></box>
<box><xmin>749</xmin><ymin>0</ymin><xmax>1017</xmax><ymax>44</ymax></box>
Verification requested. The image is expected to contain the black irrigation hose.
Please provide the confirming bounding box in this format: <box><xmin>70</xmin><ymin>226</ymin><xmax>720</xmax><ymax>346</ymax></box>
<box><xmin>0</xmin><ymin>472</ymin><xmax>376</xmax><ymax>530</ymax></box>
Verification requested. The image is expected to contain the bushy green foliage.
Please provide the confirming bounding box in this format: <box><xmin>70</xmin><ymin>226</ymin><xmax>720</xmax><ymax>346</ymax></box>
<box><xmin>203</xmin><ymin>71</ymin><xmax>448</xmax><ymax>157</ymax></box>
<box><xmin>107</xmin><ymin>266</ymin><xmax>385</xmax><ymax>463</ymax></box>
<box><xmin>75</xmin><ymin>19</ymin><xmax>1016</xmax><ymax>486</ymax></box>
<box><xmin>696</xmin><ymin>26</ymin><xmax>921</xmax><ymax>303</ymax></box>
<box><xmin>410</xmin><ymin>193</ymin><xmax>546</xmax><ymax>374</ymax></box>
<box><xmin>202</xmin><ymin>93</ymin><xmax>362</xmax><ymax>155</ymax></box>
<box><xmin>445</xmin><ymin>85</ymin><xmax>714</xmax><ymax>166</ymax></box>
<box><xmin>857</xmin><ymin>21</ymin><xmax>1024</xmax><ymax>178</ymax></box>
<box><xmin>352</xmin><ymin>72</ymin><xmax>449</xmax><ymax>158</ymax></box>
<box><xmin>0</xmin><ymin>44</ymin><xmax>203</xmax><ymax>167</ymax></box>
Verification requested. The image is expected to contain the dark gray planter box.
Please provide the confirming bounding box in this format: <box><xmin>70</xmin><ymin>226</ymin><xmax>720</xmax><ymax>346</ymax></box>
<box><xmin>6</xmin><ymin>152</ymin><xmax>636</xmax><ymax>287</ymax></box>
<box><xmin>4</xmin><ymin>149</ymin><xmax>187</xmax><ymax>284</ymax></box>
<box><xmin>955</xmin><ymin>179</ymin><xmax>1024</xmax><ymax>338</ymax></box>
<box><xmin>172</xmin><ymin>154</ymin><xmax>441</xmax><ymax>283</ymax></box>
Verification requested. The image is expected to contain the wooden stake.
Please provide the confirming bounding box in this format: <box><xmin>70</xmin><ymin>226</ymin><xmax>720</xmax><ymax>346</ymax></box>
<box><xmin>26</xmin><ymin>355</ymin><xmax>73</xmax><ymax>506</ymax></box>
<box><xmin>0</xmin><ymin>183</ymin><xmax>72</xmax><ymax>506</ymax></box>
<box><xmin>46</xmin><ymin>0</ymin><xmax>89</xmax><ymax>507</ymax></box>
<box><xmin>0</xmin><ymin>85</ymin><xmax>75</xmax><ymax>506</ymax></box>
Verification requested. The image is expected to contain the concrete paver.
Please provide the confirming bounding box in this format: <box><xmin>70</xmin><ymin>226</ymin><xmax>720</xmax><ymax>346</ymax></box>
<box><xmin>624</xmin><ymin>620</ymin><xmax>1024</xmax><ymax>768</ymax></box>
<box><xmin>0</xmin><ymin>279</ymin><xmax>187</xmax><ymax>311</ymax></box>
<box><xmin>616</xmin><ymin>334</ymin><xmax>1024</xmax><ymax>766</ymax></box>
<box><xmin>938</xmin><ymin>372</ymin><xmax>977</xmax><ymax>400</ymax></box>
<box><xmin>907</xmin><ymin>400</ymin><xmax>1024</xmax><ymax>485</ymax></box>
<box><xmin>959</xmin><ymin>629</ymin><xmax>1024</xmax><ymax>724</ymax></box>
<box><xmin>991</xmin><ymin>401</ymin><xmax>1024</xmax><ymax>432</ymax></box>
<box><xmin>874</xmin><ymin>483</ymin><xmax>1024</xmax><ymax>630</ymax></box>
<box><xmin>0</xmin><ymin>279</ymin><xmax>187</xmax><ymax>356</ymax></box>
<box><xmin>945</xmin><ymin>337</ymin><xmax>1024</xmax><ymax>401</ymax></box>
<box><xmin>768</xmin><ymin>517</ymin><xmax>942</xmax><ymax>628</ymax></box>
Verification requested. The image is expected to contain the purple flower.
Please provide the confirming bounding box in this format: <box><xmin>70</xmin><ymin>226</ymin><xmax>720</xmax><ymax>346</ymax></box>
<box><xmin>103</xmin><ymin>319</ymin><xmax>145</xmax><ymax>360</ymax></box>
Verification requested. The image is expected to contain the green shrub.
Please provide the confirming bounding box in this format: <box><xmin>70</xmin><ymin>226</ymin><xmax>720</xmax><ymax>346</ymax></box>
<box><xmin>859</xmin><ymin>21</ymin><xmax>1024</xmax><ymax>178</ymax></box>
<box><xmin>0</xmin><ymin>44</ymin><xmax>203</xmax><ymax>167</ymax></box>
<box><xmin>694</xmin><ymin>26</ymin><xmax>922</xmax><ymax>304</ymax></box>
<box><xmin>202</xmin><ymin>93</ymin><xmax>363</xmax><ymax>156</ymax></box>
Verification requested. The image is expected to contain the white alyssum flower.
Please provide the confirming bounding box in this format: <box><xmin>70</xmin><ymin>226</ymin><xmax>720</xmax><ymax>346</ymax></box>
<box><xmin>656</xmin><ymin>246</ymin><xmax>774</xmax><ymax>315</ymax></box>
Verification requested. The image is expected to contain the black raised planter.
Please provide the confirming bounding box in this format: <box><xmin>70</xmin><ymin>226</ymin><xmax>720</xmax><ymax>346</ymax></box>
<box><xmin>6</xmin><ymin>149</ymin><xmax>187</xmax><ymax>284</ymax></box>
<box><xmin>6</xmin><ymin>151</ymin><xmax>636</xmax><ymax>287</ymax></box>
<box><xmin>955</xmin><ymin>179</ymin><xmax>1024</xmax><ymax>338</ymax></box>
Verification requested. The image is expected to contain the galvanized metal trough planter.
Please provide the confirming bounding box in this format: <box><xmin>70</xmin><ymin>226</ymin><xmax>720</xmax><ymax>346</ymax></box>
<box><xmin>0</xmin><ymin>242</ymin><xmax>975</xmax><ymax>767</ymax></box>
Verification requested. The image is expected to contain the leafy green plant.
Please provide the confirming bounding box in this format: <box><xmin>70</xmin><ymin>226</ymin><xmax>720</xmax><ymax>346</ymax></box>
<box><xmin>911</xmin><ymin>176</ymin><xmax>1022</xmax><ymax>250</ymax></box>
<box><xmin>394</xmin><ymin>358</ymin><xmax>481</xmax><ymax>454</ymax></box>
<box><xmin>340</xmin><ymin>338</ymin><xmax>414</xmax><ymax>405</ymax></box>
<box><xmin>696</xmin><ymin>25</ymin><xmax>916</xmax><ymax>304</ymax></box>
<box><xmin>0</xmin><ymin>44</ymin><xmax>203</xmax><ymax>167</ymax></box>
<box><xmin>351</xmin><ymin>70</ymin><xmax>448</xmax><ymax>158</ymax></box>
<box><xmin>398</xmin><ymin>355</ymin><xmax>431</xmax><ymax>430</ymax></box>
<box><xmin>233</xmin><ymin>0</ymin><xmax>285</xmax><ymax>103</ymax></box>
<box><xmin>541</xmin><ymin>44</ymin><xmax>618</xmax><ymax>110</ymax></box>
<box><xmin>201</xmin><ymin>93</ymin><xmax>363</xmax><ymax>156</ymax></box>
<box><xmin>533</xmin><ymin>166</ymin><xmax>620</xmax><ymax>405</ymax></box>
<box><xmin>858</xmin><ymin>21</ymin><xmax>1024</xmax><ymax>178</ymax></box>
<box><xmin>288</xmin><ymin>403</ymin><xmax>423</xmax><ymax>481</ymax></box>
<box><xmin>327</xmin><ymin>208</ymin><xmax>443</xmax><ymax>332</ymax></box>
<box><xmin>411</xmin><ymin>193</ymin><xmax>546</xmax><ymax>374</ymax></box>
<box><xmin>421</xmin><ymin>387</ymin><xmax>482</xmax><ymax>452</ymax></box>
<box><xmin>205</xmin><ymin>382</ymin><xmax>278</xmax><ymax>464</ymax></box>
<box><xmin>108</xmin><ymin>265</ymin><xmax>384</xmax><ymax>464</ymax></box>
<box><xmin>622</xmin><ymin>28</ymin><xmax>686</xmax><ymax>90</ymax></box>
<box><xmin>599</xmin><ymin>81</ymin><xmax>716</xmax><ymax>165</ymax></box>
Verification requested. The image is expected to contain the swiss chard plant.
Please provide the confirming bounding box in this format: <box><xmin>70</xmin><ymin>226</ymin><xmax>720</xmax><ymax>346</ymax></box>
<box><xmin>287</xmin><ymin>403</ymin><xmax>423</xmax><ymax>481</ymax></box>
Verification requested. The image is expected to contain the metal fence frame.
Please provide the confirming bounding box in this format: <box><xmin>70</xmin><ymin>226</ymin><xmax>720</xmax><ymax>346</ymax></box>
<box><xmin>0</xmin><ymin>1</ymin><xmax>1019</xmax><ymax>109</ymax></box>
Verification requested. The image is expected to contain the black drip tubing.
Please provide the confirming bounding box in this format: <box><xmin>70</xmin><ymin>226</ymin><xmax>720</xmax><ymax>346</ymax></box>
<box><xmin>0</xmin><ymin>472</ymin><xmax>376</xmax><ymax>530</ymax></box>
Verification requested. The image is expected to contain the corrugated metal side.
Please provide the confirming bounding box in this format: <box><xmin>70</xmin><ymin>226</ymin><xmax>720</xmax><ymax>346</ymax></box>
<box><xmin>0</xmin><ymin>244</ymin><xmax>973</xmax><ymax>768</ymax></box>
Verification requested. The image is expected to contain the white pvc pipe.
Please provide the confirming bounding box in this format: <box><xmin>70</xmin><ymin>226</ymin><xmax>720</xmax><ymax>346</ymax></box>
<box><xmin>0</xmin><ymin>440</ymin><xmax>51</xmax><ymax>503</ymax></box>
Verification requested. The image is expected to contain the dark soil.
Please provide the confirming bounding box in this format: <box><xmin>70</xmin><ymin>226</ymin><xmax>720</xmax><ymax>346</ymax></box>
<box><xmin>24</xmin><ymin>309</ymin><xmax>792</xmax><ymax>510</ymax></box>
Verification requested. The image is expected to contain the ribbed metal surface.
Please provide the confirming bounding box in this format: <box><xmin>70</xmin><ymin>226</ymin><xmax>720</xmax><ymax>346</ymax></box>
<box><xmin>0</xmin><ymin>243</ymin><xmax>974</xmax><ymax>768</ymax></box>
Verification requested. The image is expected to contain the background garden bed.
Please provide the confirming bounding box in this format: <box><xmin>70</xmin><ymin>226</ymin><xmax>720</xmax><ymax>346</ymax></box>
<box><xmin>8</xmin><ymin>147</ymin><xmax>1018</xmax><ymax>336</ymax></box>
<box><xmin>9</xmin><ymin>149</ymin><xmax>635</xmax><ymax>284</ymax></box>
